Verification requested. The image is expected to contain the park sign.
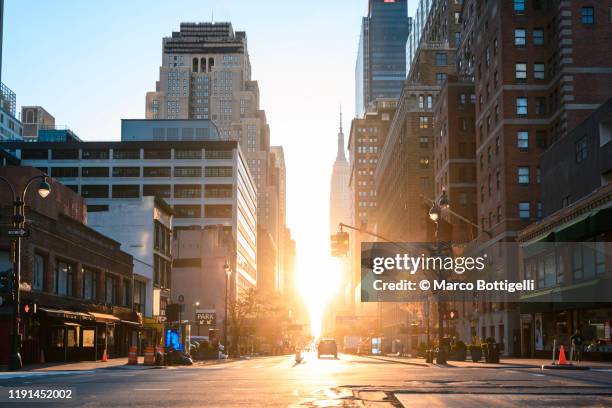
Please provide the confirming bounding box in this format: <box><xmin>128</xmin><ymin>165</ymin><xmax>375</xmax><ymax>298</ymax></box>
<box><xmin>195</xmin><ymin>309</ymin><xmax>216</xmax><ymax>326</ymax></box>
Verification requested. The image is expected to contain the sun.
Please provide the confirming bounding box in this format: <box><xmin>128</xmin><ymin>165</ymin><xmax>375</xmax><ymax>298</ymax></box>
<box><xmin>296</xmin><ymin>249</ymin><xmax>343</xmax><ymax>339</ymax></box>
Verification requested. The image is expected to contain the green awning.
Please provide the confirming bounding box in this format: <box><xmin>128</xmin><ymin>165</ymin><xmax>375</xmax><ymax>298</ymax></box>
<box><xmin>519</xmin><ymin>277</ymin><xmax>612</xmax><ymax>305</ymax></box>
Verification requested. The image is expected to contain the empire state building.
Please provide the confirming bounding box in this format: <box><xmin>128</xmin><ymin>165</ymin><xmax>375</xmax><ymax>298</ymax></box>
<box><xmin>330</xmin><ymin>109</ymin><xmax>352</xmax><ymax>234</ymax></box>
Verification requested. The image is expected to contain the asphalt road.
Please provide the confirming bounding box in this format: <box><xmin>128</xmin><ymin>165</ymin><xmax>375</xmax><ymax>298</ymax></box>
<box><xmin>1</xmin><ymin>353</ymin><xmax>612</xmax><ymax>407</ymax></box>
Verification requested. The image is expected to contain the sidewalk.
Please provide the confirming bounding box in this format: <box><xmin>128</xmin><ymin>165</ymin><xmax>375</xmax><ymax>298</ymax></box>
<box><xmin>365</xmin><ymin>354</ymin><xmax>612</xmax><ymax>369</ymax></box>
<box><xmin>0</xmin><ymin>356</ymin><xmax>151</xmax><ymax>372</ymax></box>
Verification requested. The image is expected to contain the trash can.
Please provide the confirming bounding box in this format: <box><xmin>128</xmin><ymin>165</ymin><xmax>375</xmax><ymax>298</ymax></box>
<box><xmin>483</xmin><ymin>342</ymin><xmax>500</xmax><ymax>363</ymax></box>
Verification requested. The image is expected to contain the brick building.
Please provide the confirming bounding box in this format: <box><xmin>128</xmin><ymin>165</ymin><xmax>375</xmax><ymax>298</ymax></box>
<box><xmin>0</xmin><ymin>166</ymin><xmax>139</xmax><ymax>365</ymax></box>
<box><xmin>373</xmin><ymin>0</ymin><xmax>463</xmax><ymax>352</ymax></box>
<box><xmin>454</xmin><ymin>0</ymin><xmax>612</xmax><ymax>354</ymax></box>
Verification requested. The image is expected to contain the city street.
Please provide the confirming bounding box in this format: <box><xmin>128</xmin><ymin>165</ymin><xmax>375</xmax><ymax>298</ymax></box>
<box><xmin>1</xmin><ymin>354</ymin><xmax>612</xmax><ymax>407</ymax></box>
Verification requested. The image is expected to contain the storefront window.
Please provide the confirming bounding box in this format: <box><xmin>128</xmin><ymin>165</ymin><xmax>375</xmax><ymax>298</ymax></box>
<box><xmin>51</xmin><ymin>328</ymin><xmax>64</xmax><ymax>348</ymax></box>
<box><xmin>67</xmin><ymin>327</ymin><xmax>80</xmax><ymax>347</ymax></box>
<box><xmin>83</xmin><ymin>329</ymin><xmax>95</xmax><ymax>347</ymax></box>
<box><xmin>134</xmin><ymin>280</ymin><xmax>146</xmax><ymax>314</ymax></box>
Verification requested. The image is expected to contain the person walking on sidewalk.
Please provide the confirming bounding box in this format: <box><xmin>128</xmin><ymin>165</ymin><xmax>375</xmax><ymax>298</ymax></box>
<box><xmin>570</xmin><ymin>329</ymin><xmax>584</xmax><ymax>362</ymax></box>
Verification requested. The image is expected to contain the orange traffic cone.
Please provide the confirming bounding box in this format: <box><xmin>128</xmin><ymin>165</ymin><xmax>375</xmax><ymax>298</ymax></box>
<box><xmin>557</xmin><ymin>345</ymin><xmax>568</xmax><ymax>365</ymax></box>
<box><xmin>101</xmin><ymin>349</ymin><xmax>108</xmax><ymax>362</ymax></box>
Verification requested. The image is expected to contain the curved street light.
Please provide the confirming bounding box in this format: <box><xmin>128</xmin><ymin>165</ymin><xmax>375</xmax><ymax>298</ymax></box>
<box><xmin>0</xmin><ymin>174</ymin><xmax>52</xmax><ymax>370</ymax></box>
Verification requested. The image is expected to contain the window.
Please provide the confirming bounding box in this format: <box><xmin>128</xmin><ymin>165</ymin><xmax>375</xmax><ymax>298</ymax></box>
<box><xmin>205</xmin><ymin>167</ymin><xmax>233</xmax><ymax>177</ymax></box>
<box><xmin>81</xmin><ymin>167</ymin><xmax>109</xmax><ymax>178</ymax></box>
<box><xmin>204</xmin><ymin>205</ymin><xmax>232</xmax><ymax>218</ymax></box>
<box><xmin>174</xmin><ymin>167</ymin><xmax>202</xmax><ymax>177</ymax></box>
<box><xmin>134</xmin><ymin>280</ymin><xmax>146</xmax><ymax>314</ymax></box>
<box><xmin>123</xmin><ymin>279</ymin><xmax>131</xmax><ymax>307</ymax></box>
<box><xmin>56</xmin><ymin>261</ymin><xmax>74</xmax><ymax>296</ymax></box>
<box><xmin>436</xmin><ymin>73</ymin><xmax>447</xmax><ymax>85</ymax></box>
<box><xmin>143</xmin><ymin>167</ymin><xmax>171</xmax><ymax>177</ymax></box>
<box><xmin>113</xmin><ymin>149</ymin><xmax>140</xmax><ymax>160</ymax></box>
<box><xmin>419</xmin><ymin>116</ymin><xmax>430</xmax><ymax>129</ymax></box>
<box><xmin>112</xmin><ymin>167</ymin><xmax>140</xmax><ymax>177</ymax></box>
<box><xmin>143</xmin><ymin>185</ymin><xmax>171</xmax><ymax>198</ymax></box>
<box><xmin>537</xmin><ymin>202</ymin><xmax>543</xmax><ymax>219</ymax></box>
<box><xmin>581</xmin><ymin>7</ymin><xmax>594</xmax><ymax>24</ymax></box>
<box><xmin>33</xmin><ymin>253</ymin><xmax>45</xmax><ymax>292</ymax></box>
<box><xmin>81</xmin><ymin>185</ymin><xmax>109</xmax><ymax>198</ymax></box>
<box><xmin>515</xmin><ymin>29</ymin><xmax>526</xmax><ymax>46</ymax></box>
<box><xmin>514</xmin><ymin>0</ymin><xmax>525</xmax><ymax>13</ymax></box>
<box><xmin>519</xmin><ymin>202</ymin><xmax>530</xmax><ymax>220</ymax></box>
<box><xmin>515</xmin><ymin>63</ymin><xmax>527</xmax><ymax>80</ymax></box>
<box><xmin>427</xmin><ymin>95</ymin><xmax>433</xmax><ymax>110</ymax></box>
<box><xmin>435</xmin><ymin>53</ymin><xmax>448</xmax><ymax>66</ymax></box>
<box><xmin>419</xmin><ymin>136</ymin><xmax>429</xmax><ymax>148</ymax></box>
<box><xmin>533</xmin><ymin>29</ymin><xmax>544</xmax><ymax>45</ymax></box>
<box><xmin>105</xmin><ymin>274</ymin><xmax>118</xmax><ymax>305</ymax></box>
<box><xmin>175</xmin><ymin>149</ymin><xmax>202</xmax><ymax>160</ymax></box>
<box><xmin>517</xmin><ymin>131</ymin><xmax>529</xmax><ymax>150</ymax></box>
<box><xmin>534</xmin><ymin>63</ymin><xmax>545</xmax><ymax>80</ymax></box>
<box><xmin>205</xmin><ymin>150</ymin><xmax>233</xmax><ymax>159</ymax></box>
<box><xmin>51</xmin><ymin>167</ymin><xmax>78</xmax><ymax>178</ymax></box>
<box><xmin>174</xmin><ymin>185</ymin><xmax>202</xmax><ymax>198</ymax></box>
<box><xmin>536</xmin><ymin>131</ymin><xmax>548</xmax><ymax>148</ymax></box>
<box><xmin>51</xmin><ymin>149</ymin><xmax>78</xmax><ymax>160</ymax></box>
<box><xmin>83</xmin><ymin>269</ymin><xmax>98</xmax><ymax>301</ymax></box>
<box><xmin>455</xmin><ymin>32</ymin><xmax>462</xmax><ymax>47</ymax></box>
<box><xmin>143</xmin><ymin>149</ymin><xmax>171</xmax><ymax>159</ymax></box>
<box><xmin>419</xmin><ymin>157</ymin><xmax>430</xmax><ymax>168</ymax></box>
<box><xmin>575</xmin><ymin>137</ymin><xmax>588</xmax><ymax>162</ymax></box>
<box><xmin>82</xmin><ymin>149</ymin><xmax>109</xmax><ymax>160</ymax></box>
<box><xmin>454</xmin><ymin>11</ymin><xmax>460</xmax><ymax>24</ymax></box>
<box><xmin>174</xmin><ymin>205</ymin><xmax>201</xmax><ymax>218</ymax></box>
<box><xmin>535</xmin><ymin>98</ymin><xmax>546</xmax><ymax>115</ymax></box>
<box><xmin>516</xmin><ymin>97</ymin><xmax>528</xmax><ymax>116</ymax></box>
<box><xmin>518</xmin><ymin>167</ymin><xmax>530</xmax><ymax>185</ymax></box>
<box><xmin>112</xmin><ymin>185</ymin><xmax>140</xmax><ymax>198</ymax></box>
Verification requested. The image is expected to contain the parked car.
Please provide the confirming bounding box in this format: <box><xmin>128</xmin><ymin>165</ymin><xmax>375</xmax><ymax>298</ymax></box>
<box><xmin>317</xmin><ymin>338</ymin><xmax>338</xmax><ymax>359</ymax></box>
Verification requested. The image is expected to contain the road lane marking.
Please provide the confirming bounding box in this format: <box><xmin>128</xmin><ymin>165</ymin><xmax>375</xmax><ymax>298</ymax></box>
<box><xmin>530</xmin><ymin>373</ymin><xmax>545</xmax><ymax>377</ymax></box>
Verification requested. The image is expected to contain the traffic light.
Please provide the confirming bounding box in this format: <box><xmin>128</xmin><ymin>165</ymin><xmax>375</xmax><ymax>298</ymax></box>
<box><xmin>21</xmin><ymin>302</ymin><xmax>37</xmax><ymax>315</ymax></box>
<box><xmin>330</xmin><ymin>232</ymin><xmax>349</xmax><ymax>257</ymax></box>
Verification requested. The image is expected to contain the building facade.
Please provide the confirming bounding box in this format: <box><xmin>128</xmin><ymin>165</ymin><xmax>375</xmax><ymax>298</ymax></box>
<box><xmin>0</xmin><ymin>82</ymin><xmax>22</xmax><ymax>141</ymax></box>
<box><xmin>87</xmin><ymin>196</ymin><xmax>173</xmax><ymax>345</ymax></box>
<box><xmin>0</xmin><ymin>166</ymin><xmax>139</xmax><ymax>364</ymax></box>
<box><xmin>145</xmin><ymin>23</ymin><xmax>283</xmax><ymax>294</ymax></box>
<box><xmin>355</xmin><ymin>0</ymin><xmax>410</xmax><ymax>117</ymax></box>
<box><xmin>21</xmin><ymin>106</ymin><xmax>55</xmax><ymax>140</ymax></box>
<box><xmin>2</xmin><ymin>138</ymin><xmax>258</xmax><ymax>313</ymax></box>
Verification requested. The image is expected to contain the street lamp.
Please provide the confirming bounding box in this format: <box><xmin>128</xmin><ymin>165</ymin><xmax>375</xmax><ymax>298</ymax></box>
<box><xmin>223</xmin><ymin>262</ymin><xmax>232</xmax><ymax>352</ymax></box>
<box><xmin>0</xmin><ymin>174</ymin><xmax>52</xmax><ymax>370</ymax></box>
<box><xmin>194</xmin><ymin>301</ymin><xmax>200</xmax><ymax>336</ymax></box>
<box><xmin>429</xmin><ymin>187</ymin><xmax>449</xmax><ymax>364</ymax></box>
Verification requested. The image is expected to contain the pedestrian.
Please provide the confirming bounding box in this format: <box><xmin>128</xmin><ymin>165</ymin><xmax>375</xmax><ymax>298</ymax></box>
<box><xmin>570</xmin><ymin>329</ymin><xmax>584</xmax><ymax>362</ymax></box>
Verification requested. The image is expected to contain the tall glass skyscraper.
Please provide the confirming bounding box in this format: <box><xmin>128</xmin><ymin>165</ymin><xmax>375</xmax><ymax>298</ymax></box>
<box><xmin>355</xmin><ymin>0</ymin><xmax>410</xmax><ymax>117</ymax></box>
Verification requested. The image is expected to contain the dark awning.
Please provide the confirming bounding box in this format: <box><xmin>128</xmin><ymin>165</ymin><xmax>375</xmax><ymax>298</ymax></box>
<box><xmin>39</xmin><ymin>307</ymin><xmax>95</xmax><ymax>322</ymax></box>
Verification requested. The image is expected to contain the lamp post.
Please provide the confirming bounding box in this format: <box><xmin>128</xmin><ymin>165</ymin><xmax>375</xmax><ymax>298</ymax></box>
<box><xmin>194</xmin><ymin>301</ymin><xmax>200</xmax><ymax>336</ymax></box>
<box><xmin>429</xmin><ymin>188</ymin><xmax>449</xmax><ymax>364</ymax></box>
<box><xmin>223</xmin><ymin>263</ymin><xmax>232</xmax><ymax>351</ymax></box>
<box><xmin>0</xmin><ymin>174</ymin><xmax>51</xmax><ymax>370</ymax></box>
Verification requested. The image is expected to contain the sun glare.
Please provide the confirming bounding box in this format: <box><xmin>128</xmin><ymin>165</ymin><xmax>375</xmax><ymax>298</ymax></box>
<box><xmin>296</xmin><ymin>249</ymin><xmax>343</xmax><ymax>339</ymax></box>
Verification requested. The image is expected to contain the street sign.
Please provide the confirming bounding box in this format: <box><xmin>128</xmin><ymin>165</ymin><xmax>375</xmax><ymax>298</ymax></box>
<box><xmin>7</xmin><ymin>228</ymin><xmax>29</xmax><ymax>238</ymax></box>
<box><xmin>195</xmin><ymin>309</ymin><xmax>216</xmax><ymax>326</ymax></box>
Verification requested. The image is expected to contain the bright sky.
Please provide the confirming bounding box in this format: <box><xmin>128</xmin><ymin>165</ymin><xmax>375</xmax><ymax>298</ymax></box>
<box><xmin>3</xmin><ymin>0</ymin><xmax>417</xmax><ymax>333</ymax></box>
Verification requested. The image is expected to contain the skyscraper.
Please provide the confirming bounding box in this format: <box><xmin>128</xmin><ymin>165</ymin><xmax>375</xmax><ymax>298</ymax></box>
<box><xmin>355</xmin><ymin>0</ymin><xmax>410</xmax><ymax>117</ymax></box>
<box><xmin>330</xmin><ymin>108</ymin><xmax>351</xmax><ymax>233</ymax></box>
<box><xmin>145</xmin><ymin>22</ymin><xmax>287</xmax><ymax>294</ymax></box>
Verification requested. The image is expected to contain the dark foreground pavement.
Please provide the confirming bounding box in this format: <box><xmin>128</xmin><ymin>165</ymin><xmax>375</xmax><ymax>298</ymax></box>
<box><xmin>0</xmin><ymin>352</ymin><xmax>611</xmax><ymax>407</ymax></box>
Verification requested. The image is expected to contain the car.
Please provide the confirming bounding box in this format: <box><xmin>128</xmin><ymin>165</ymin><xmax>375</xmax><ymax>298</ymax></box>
<box><xmin>317</xmin><ymin>338</ymin><xmax>338</xmax><ymax>359</ymax></box>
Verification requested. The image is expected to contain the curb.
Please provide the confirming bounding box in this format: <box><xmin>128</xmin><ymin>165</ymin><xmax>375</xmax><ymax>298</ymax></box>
<box><xmin>363</xmin><ymin>355</ymin><xmax>430</xmax><ymax>367</ymax></box>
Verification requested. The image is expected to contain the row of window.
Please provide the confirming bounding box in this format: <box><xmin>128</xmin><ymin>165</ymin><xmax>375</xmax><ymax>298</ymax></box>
<box><xmin>72</xmin><ymin>184</ymin><xmax>234</xmax><ymax>200</ymax></box>
<box><xmin>46</xmin><ymin>166</ymin><xmax>233</xmax><ymax>178</ymax></box>
<box><xmin>30</xmin><ymin>254</ymin><xmax>131</xmax><ymax>306</ymax></box>
<box><xmin>21</xmin><ymin>149</ymin><xmax>233</xmax><ymax>161</ymax></box>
